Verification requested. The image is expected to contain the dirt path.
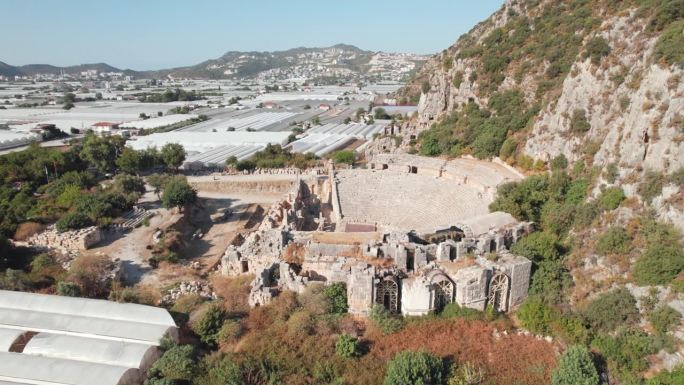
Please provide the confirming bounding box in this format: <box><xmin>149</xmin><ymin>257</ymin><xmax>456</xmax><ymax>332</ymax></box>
<box><xmin>87</xmin><ymin>207</ymin><xmax>181</xmax><ymax>285</ymax></box>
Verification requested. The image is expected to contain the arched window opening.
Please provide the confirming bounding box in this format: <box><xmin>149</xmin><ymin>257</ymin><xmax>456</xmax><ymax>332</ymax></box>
<box><xmin>432</xmin><ymin>279</ymin><xmax>454</xmax><ymax>312</ymax></box>
<box><xmin>488</xmin><ymin>273</ymin><xmax>509</xmax><ymax>312</ymax></box>
<box><xmin>376</xmin><ymin>279</ymin><xmax>399</xmax><ymax>313</ymax></box>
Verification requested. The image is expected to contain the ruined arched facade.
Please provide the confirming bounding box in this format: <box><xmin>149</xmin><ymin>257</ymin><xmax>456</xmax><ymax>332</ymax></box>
<box><xmin>487</xmin><ymin>272</ymin><xmax>510</xmax><ymax>312</ymax></box>
<box><xmin>430</xmin><ymin>274</ymin><xmax>454</xmax><ymax>312</ymax></box>
<box><xmin>375</xmin><ymin>277</ymin><xmax>399</xmax><ymax>313</ymax></box>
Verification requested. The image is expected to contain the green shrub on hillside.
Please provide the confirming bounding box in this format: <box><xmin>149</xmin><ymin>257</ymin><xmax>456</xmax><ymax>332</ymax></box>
<box><xmin>323</xmin><ymin>282</ymin><xmax>348</xmax><ymax>314</ymax></box>
<box><xmin>605</xmin><ymin>162</ymin><xmax>619</xmax><ymax>183</ymax></box>
<box><xmin>599</xmin><ymin>186</ymin><xmax>625</xmax><ymax>210</ymax></box>
<box><xmin>489</xmin><ymin>174</ymin><xmax>550</xmax><ymax>223</ymax></box>
<box><xmin>572</xmin><ymin>201</ymin><xmax>601</xmax><ymax>229</ymax></box>
<box><xmin>517</xmin><ymin>297</ymin><xmax>557</xmax><ymax>335</ymax></box>
<box><xmin>595</xmin><ymin>227</ymin><xmax>632</xmax><ymax>256</ymax></box>
<box><xmin>638</xmin><ymin>170</ymin><xmax>664</xmax><ymax>203</ymax></box>
<box><xmin>581</xmin><ymin>287</ymin><xmax>639</xmax><ymax>333</ymax></box>
<box><xmin>452</xmin><ymin>71</ymin><xmax>464</xmax><ymax>88</ymax></box>
<box><xmin>384</xmin><ymin>351</ymin><xmax>445</xmax><ymax>385</ymax></box>
<box><xmin>570</xmin><ymin>109</ymin><xmax>591</xmax><ymax>133</ymax></box>
<box><xmin>668</xmin><ymin>168</ymin><xmax>684</xmax><ymax>186</ymax></box>
<box><xmin>369</xmin><ymin>305</ymin><xmax>404</xmax><ymax>335</ymax></box>
<box><xmin>332</xmin><ymin>151</ymin><xmax>355</xmax><ymax>165</ymax></box>
<box><xmin>56</xmin><ymin>281</ymin><xmax>81</xmax><ymax>297</ymax></box>
<box><xmin>648</xmin><ymin>0</ymin><xmax>684</xmax><ymax>31</ymax></box>
<box><xmin>551</xmin><ymin>154</ymin><xmax>568</xmax><ymax>171</ymax></box>
<box><xmin>193</xmin><ymin>304</ymin><xmax>227</xmax><ymax>347</ymax></box>
<box><xmin>552</xmin><ymin>345</ymin><xmax>600</xmax><ymax>385</ymax></box>
<box><xmin>584</xmin><ymin>36</ymin><xmax>611</xmax><ymax>65</ymax></box>
<box><xmin>633</xmin><ymin>244</ymin><xmax>684</xmax><ymax>285</ymax></box>
<box><xmin>335</xmin><ymin>334</ymin><xmax>361</xmax><ymax>358</ymax></box>
<box><xmin>565</xmin><ymin>179</ymin><xmax>589</xmax><ymax>204</ymax></box>
<box><xmin>440</xmin><ymin>303</ymin><xmax>484</xmax><ymax>320</ymax></box>
<box><xmin>510</xmin><ymin>232</ymin><xmax>563</xmax><ymax>263</ymax></box>
<box><xmin>649</xmin><ymin>305</ymin><xmax>681</xmax><ymax>334</ymax></box>
<box><xmin>195</xmin><ymin>353</ymin><xmax>242</xmax><ymax>385</ymax></box>
<box><xmin>499</xmin><ymin>137</ymin><xmax>518</xmax><ymax>159</ymax></box>
<box><xmin>591</xmin><ymin>330</ymin><xmax>657</xmax><ymax>383</ymax></box>
<box><xmin>529</xmin><ymin>260</ymin><xmax>572</xmax><ymax>305</ymax></box>
<box><xmin>541</xmin><ymin>201</ymin><xmax>576</xmax><ymax>236</ymax></box>
<box><xmin>148</xmin><ymin>345</ymin><xmax>197</xmax><ymax>381</ymax></box>
<box><xmin>55</xmin><ymin>211</ymin><xmax>93</xmax><ymax>232</ymax></box>
<box><xmin>646</xmin><ymin>365</ymin><xmax>684</xmax><ymax>385</ymax></box>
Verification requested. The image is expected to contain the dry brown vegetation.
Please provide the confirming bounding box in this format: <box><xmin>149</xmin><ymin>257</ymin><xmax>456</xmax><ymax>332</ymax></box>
<box><xmin>13</xmin><ymin>222</ymin><xmax>45</xmax><ymax>241</ymax></box>
<box><xmin>210</xmin><ymin>274</ymin><xmax>252</xmax><ymax>315</ymax></box>
<box><xmin>360</xmin><ymin>319</ymin><xmax>558</xmax><ymax>385</ymax></box>
<box><xmin>222</xmin><ymin>290</ymin><xmax>558</xmax><ymax>385</ymax></box>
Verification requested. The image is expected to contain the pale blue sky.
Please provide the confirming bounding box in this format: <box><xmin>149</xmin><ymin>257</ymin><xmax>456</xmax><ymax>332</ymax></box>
<box><xmin>0</xmin><ymin>0</ymin><xmax>504</xmax><ymax>71</ymax></box>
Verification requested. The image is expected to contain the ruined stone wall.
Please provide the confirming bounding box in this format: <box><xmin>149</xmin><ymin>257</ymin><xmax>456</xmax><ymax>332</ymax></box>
<box><xmin>190</xmin><ymin>179</ymin><xmax>297</xmax><ymax>194</ymax></box>
<box><xmin>401</xmin><ymin>277</ymin><xmax>431</xmax><ymax>316</ymax></box>
<box><xmin>329</xmin><ymin>164</ymin><xmax>343</xmax><ymax>227</ymax></box>
<box><xmin>347</xmin><ymin>264</ymin><xmax>375</xmax><ymax>315</ymax></box>
<box><xmin>504</xmin><ymin>258</ymin><xmax>532</xmax><ymax>310</ymax></box>
<box><xmin>25</xmin><ymin>226</ymin><xmax>102</xmax><ymax>256</ymax></box>
<box><xmin>301</xmin><ymin>255</ymin><xmax>351</xmax><ymax>284</ymax></box>
<box><xmin>452</xmin><ymin>266</ymin><xmax>490</xmax><ymax>311</ymax></box>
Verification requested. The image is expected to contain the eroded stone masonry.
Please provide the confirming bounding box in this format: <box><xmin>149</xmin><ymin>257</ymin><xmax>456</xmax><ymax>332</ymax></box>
<box><xmin>221</xmin><ymin>154</ymin><xmax>533</xmax><ymax>316</ymax></box>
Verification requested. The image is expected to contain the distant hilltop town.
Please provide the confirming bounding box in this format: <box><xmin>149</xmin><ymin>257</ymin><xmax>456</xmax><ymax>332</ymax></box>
<box><xmin>0</xmin><ymin>44</ymin><xmax>430</xmax><ymax>84</ymax></box>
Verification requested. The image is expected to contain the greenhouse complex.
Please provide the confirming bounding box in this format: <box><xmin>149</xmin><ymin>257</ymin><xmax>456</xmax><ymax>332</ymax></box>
<box><xmin>0</xmin><ymin>290</ymin><xmax>177</xmax><ymax>385</ymax></box>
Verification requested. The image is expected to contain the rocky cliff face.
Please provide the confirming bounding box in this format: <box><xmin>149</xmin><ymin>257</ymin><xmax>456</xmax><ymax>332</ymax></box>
<box><xmin>401</xmin><ymin>0</ymin><xmax>683</xmax><ymax>228</ymax></box>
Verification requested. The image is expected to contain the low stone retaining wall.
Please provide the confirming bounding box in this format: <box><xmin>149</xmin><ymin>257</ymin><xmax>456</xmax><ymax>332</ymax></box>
<box><xmin>26</xmin><ymin>226</ymin><xmax>102</xmax><ymax>255</ymax></box>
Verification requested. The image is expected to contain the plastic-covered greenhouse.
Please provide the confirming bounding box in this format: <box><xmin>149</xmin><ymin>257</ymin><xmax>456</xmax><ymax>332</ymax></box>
<box><xmin>0</xmin><ymin>290</ymin><xmax>176</xmax><ymax>385</ymax></box>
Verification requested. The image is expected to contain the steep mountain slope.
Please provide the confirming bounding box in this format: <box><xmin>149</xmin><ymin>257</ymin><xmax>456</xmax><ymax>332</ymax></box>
<box><xmin>401</xmin><ymin>0</ymin><xmax>683</xmax><ymax>227</ymax></box>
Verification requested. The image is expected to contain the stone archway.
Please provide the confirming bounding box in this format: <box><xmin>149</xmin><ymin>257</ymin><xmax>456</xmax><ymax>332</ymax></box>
<box><xmin>431</xmin><ymin>278</ymin><xmax>454</xmax><ymax>312</ymax></box>
<box><xmin>376</xmin><ymin>278</ymin><xmax>399</xmax><ymax>313</ymax></box>
<box><xmin>488</xmin><ymin>272</ymin><xmax>509</xmax><ymax>312</ymax></box>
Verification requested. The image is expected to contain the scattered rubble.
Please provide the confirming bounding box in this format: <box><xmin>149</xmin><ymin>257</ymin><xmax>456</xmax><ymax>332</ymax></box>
<box><xmin>160</xmin><ymin>281</ymin><xmax>216</xmax><ymax>305</ymax></box>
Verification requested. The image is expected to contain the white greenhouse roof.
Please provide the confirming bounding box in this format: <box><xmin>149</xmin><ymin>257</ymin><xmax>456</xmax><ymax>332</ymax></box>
<box><xmin>23</xmin><ymin>333</ymin><xmax>156</xmax><ymax>368</ymax></box>
<box><xmin>183</xmin><ymin>144</ymin><xmax>265</xmax><ymax>169</ymax></box>
<box><xmin>0</xmin><ymin>352</ymin><xmax>137</xmax><ymax>385</ymax></box>
<box><xmin>0</xmin><ymin>328</ymin><xmax>23</xmax><ymax>352</ymax></box>
<box><xmin>0</xmin><ymin>290</ymin><xmax>176</xmax><ymax>385</ymax></box>
<box><xmin>179</xmin><ymin>111</ymin><xmax>297</xmax><ymax>132</ymax></box>
<box><xmin>0</xmin><ymin>290</ymin><xmax>176</xmax><ymax>344</ymax></box>
<box><xmin>288</xmin><ymin>123</ymin><xmax>385</xmax><ymax>157</ymax></box>
<box><xmin>119</xmin><ymin>114</ymin><xmax>198</xmax><ymax>129</ymax></box>
<box><xmin>127</xmin><ymin>131</ymin><xmax>290</xmax><ymax>153</ymax></box>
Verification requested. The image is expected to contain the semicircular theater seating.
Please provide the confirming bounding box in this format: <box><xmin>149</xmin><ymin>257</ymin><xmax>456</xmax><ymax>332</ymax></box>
<box><xmin>335</xmin><ymin>169</ymin><xmax>492</xmax><ymax>233</ymax></box>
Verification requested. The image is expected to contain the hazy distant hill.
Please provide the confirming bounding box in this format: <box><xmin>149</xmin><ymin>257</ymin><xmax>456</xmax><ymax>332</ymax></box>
<box><xmin>0</xmin><ymin>61</ymin><xmax>139</xmax><ymax>77</ymax></box>
<box><xmin>1</xmin><ymin>44</ymin><xmax>426</xmax><ymax>81</ymax></box>
<box><xmin>144</xmin><ymin>44</ymin><xmax>401</xmax><ymax>80</ymax></box>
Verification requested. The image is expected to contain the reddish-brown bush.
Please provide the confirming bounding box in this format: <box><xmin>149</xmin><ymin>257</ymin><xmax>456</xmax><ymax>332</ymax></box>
<box><xmin>13</xmin><ymin>222</ymin><xmax>45</xmax><ymax>241</ymax></box>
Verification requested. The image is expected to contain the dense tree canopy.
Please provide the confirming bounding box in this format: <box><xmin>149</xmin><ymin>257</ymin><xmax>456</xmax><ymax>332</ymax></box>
<box><xmin>161</xmin><ymin>143</ymin><xmax>186</xmax><ymax>170</ymax></box>
<box><xmin>162</xmin><ymin>177</ymin><xmax>197</xmax><ymax>210</ymax></box>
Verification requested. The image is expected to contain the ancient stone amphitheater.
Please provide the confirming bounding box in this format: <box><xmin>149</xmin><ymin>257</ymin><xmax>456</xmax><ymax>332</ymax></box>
<box><xmin>334</xmin><ymin>154</ymin><xmax>523</xmax><ymax>233</ymax></box>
